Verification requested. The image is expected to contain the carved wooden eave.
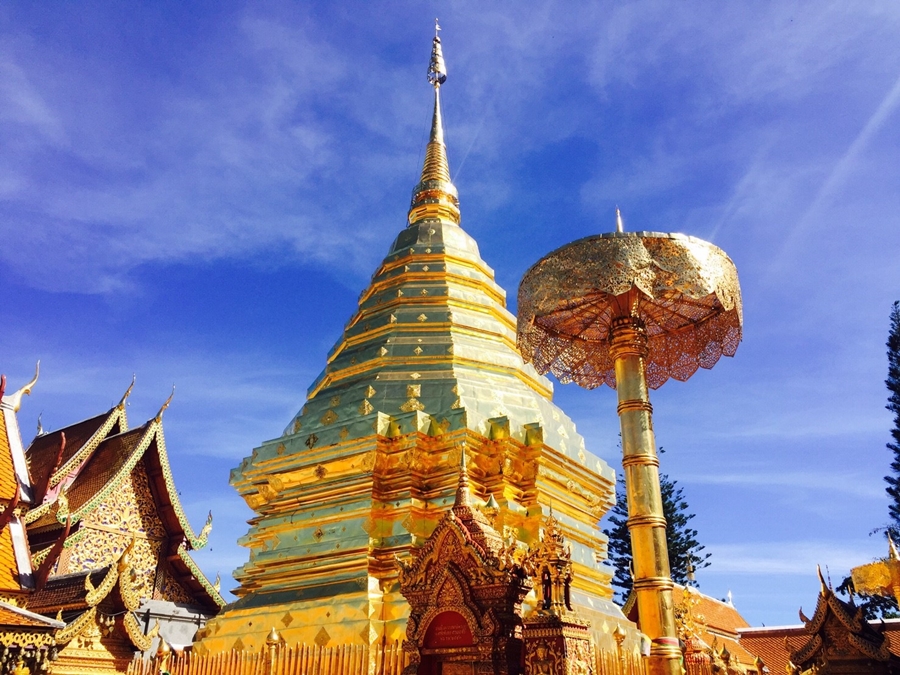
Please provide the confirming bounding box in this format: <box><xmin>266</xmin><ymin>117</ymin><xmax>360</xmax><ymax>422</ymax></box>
<box><xmin>789</xmin><ymin>580</ymin><xmax>898</xmax><ymax>672</ymax></box>
<box><xmin>26</xmin><ymin>416</ymin><xmax>223</xmax><ymax>611</ymax></box>
<box><xmin>53</xmin><ymin>543</ymin><xmax>161</xmax><ymax>653</ymax></box>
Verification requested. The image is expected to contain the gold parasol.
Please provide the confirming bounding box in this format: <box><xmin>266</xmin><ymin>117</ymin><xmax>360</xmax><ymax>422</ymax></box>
<box><xmin>517</xmin><ymin>216</ymin><xmax>743</xmax><ymax>675</ymax></box>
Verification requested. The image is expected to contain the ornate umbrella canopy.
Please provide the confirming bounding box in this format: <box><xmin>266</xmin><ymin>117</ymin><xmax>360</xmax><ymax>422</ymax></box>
<box><xmin>517</xmin><ymin>231</ymin><xmax>743</xmax><ymax>389</ymax></box>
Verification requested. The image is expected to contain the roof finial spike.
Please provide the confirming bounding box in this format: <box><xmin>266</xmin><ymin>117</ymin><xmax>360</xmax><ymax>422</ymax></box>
<box><xmin>434</xmin><ymin>18</ymin><xmax>441</xmax><ymax>37</ymax></box>
<box><xmin>889</xmin><ymin>533</ymin><xmax>899</xmax><ymax>561</ymax></box>
<box><xmin>155</xmin><ymin>385</ymin><xmax>175</xmax><ymax>422</ymax></box>
<box><xmin>3</xmin><ymin>361</ymin><xmax>40</xmax><ymax>412</ymax></box>
<box><xmin>816</xmin><ymin>564</ymin><xmax>828</xmax><ymax>593</ymax></box>
<box><xmin>118</xmin><ymin>375</ymin><xmax>136</xmax><ymax>408</ymax></box>
<box><xmin>616</xmin><ymin>207</ymin><xmax>624</xmax><ymax>233</ymax></box>
<box><xmin>36</xmin><ymin>412</ymin><xmax>44</xmax><ymax>436</ymax></box>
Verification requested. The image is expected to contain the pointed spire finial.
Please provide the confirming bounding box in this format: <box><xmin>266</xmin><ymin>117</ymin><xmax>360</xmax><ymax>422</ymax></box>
<box><xmin>155</xmin><ymin>385</ymin><xmax>175</xmax><ymax>421</ymax></box>
<box><xmin>427</xmin><ymin>22</ymin><xmax>447</xmax><ymax>89</ymax></box>
<box><xmin>453</xmin><ymin>445</ymin><xmax>472</xmax><ymax>507</ymax></box>
<box><xmin>2</xmin><ymin>361</ymin><xmax>40</xmax><ymax>412</ymax></box>
<box><xmin>118</xmin><ymin>375</ymin><xmax>136</xmax><ymax>408</ymax></box>
<box><xmin>36</xmin><ymin>412</ymin><xmax>44</xmax><ymax>436</ymax></box>
<box><xmin>889</xmin><ymin>533</ymin><xmax>899</xmax><ymax>561</ymax></box>
<box><xmin>616</xmin><ymin>207</ymin><xmax>624</xmax><ymax>233</ymax></box>
<box><xmin>408</xmin><ymin>25</ymin><xmax>460</xmax><ymax>227</ymax></box>
<box><xmin>266</xmin><ymin>627</ymin><xmax>281</xmax><ymax>647</ymax></box>
<box><xmin>817</xmin><ymin>564</ymin><xmax>828</xmax><ymax>593</ymax></box>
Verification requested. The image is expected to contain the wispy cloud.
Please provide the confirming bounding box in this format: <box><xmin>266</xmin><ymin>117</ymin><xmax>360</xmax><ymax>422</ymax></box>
<box><xmin>681</xmin><ymin>471</ymin><xmax>883</xmax><ymax>500</ymax></box>
<box><xmin>705</xmin><ymin>539</ymin><xmax>886</xmax><ymax>577</ymax></box>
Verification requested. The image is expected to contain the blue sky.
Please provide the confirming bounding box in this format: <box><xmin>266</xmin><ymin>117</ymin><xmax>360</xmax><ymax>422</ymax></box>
<box><xmin>2</xmin><ymin>2</ymin><xmax>900</xmax><ymax>626</ymax></box>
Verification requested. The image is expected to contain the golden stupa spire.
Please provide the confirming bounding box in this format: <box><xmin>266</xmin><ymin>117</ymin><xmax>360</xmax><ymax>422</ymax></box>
<box><xmin>408</xmin><ymin>20</ymin><xmax>461</xmax><ymax>227</ymax></box>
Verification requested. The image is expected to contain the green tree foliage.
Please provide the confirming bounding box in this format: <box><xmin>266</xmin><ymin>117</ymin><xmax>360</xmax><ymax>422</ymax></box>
<box><xmin>837</xmin><ymin>302</ymin><xmax>900</xmax><ymax>619</ymax></box>
<box><xmin>603</xmin><ymin>454</ymin><xmax>711</xmax><ymax>605</ymax></box>
<box><xmin>884</xmin><ymin>301</ymin><xmax>900</xmax><ymax>539</ymax></box>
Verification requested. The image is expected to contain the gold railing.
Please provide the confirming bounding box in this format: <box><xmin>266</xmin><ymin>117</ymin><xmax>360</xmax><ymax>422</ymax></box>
<box><xmin>126</xmin><ymin>642</ymin><xmax>409</xmax><ymax>675</ymax></box>
<box><xmin>126</xmin><ymin>640</ymin><xmax>648</xmax><ymax>675</ymax></box>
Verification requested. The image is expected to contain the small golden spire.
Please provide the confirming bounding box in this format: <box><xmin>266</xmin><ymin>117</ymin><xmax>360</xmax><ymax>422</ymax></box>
<box><xmin>616</xmin><ymin>207</ymin><xmax>624</xmax><ymax>233</ymax></box>
<box><xmin>889</xmin><ymin>533</ymin><xmax>899</xmax><ymax>561</ymax></box>
<box><xmin>408</xmin><ymin>23</ymin><xmax>460</xmax><ymax>227</ymax></box>
<box><xmin>453</xmin><ymin>445</ymin><xmax>472</xmax><ymax>507</ymax></box>
<box><xmin>266</xmin><ymin>626</ymin><xmax>281</xmax><ymax>647</ymax></box>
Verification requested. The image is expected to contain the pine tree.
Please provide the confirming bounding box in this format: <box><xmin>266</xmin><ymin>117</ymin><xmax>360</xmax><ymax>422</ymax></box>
<box><xmin>884</xmin><ymin>301</ymin><xmax>900</xmax><ymax>538</ymax></box>
<box><xmin>604</xmin><ymin>480</ymin><xmax>633</xmax><ymax>605</ymax></box>
<box><xmin>603</xmin><ymin>454</ymin><xmax>711</xmax><ymax>605</ymax></box>
<box><xmin>837</xmin><ymin>301</ymin><xmax>900</xmax><ymax>619</ymax></box>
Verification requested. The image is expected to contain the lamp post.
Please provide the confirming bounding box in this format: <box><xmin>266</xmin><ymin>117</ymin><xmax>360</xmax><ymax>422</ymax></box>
<box><xmin>517</xmin><ymin>220</ymin><xmax>742</xmax><ymax>675</ymax></box>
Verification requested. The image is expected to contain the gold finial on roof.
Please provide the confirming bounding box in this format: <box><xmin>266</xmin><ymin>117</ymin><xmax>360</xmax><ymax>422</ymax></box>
<box><xmin>3</xmin><ymin>361</ymin><xmax>39</xmax><ymax>412</ymax></box>
<box><xmin>616</xmin><ymin>207</ymin><xmax>624</xmax><ymax>233</ymax></box>
<box><xmin>408</xmin><ymin>25</ymin><xmax>460</xmax><ymax>227</ymax></box>
<box><xmin>118</xmin><ymin>375</ymin><xmax>136</xmax><ymax>408</ymax></box>
<box><xmin>889</xmin><ymin>534</ymin><xmax>899</xmax><ymax>561</ymax></box>
<box><xmin>817</xmin><ymin>564</ymin><xmax>828</xmax><ymax>593</ymax></box>
<box><xmin>155</xmin><ymin>385</ymin><xmax>175</xmax><ymax>421</ymax></box>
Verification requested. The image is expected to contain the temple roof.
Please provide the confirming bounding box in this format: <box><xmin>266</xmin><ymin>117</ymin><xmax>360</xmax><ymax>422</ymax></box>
<box><xmin>789</xmin><ymin>573</ymin><xmax>896</xmax><ymax>668</ymax></box>
<box><xmin>738</xmin><ymin>572</ymin><xmax>900</xmax><ymax>673</ymax></box>
<box><xmin>21</xmin><ymin>386</ymin><xmax>223</xmax><ymax>612</ymax></box>
<box><xmin>27</xmin><ymin>416</ymin><xmax>212</xmax><ymax>550</ymax></box>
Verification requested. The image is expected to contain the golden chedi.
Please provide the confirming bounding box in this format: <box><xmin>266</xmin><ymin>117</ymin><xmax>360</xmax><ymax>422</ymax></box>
<box><xmin>196</xmin><ymin>29</ymin><xmax>631</xmax><ymax>663</ymax></box>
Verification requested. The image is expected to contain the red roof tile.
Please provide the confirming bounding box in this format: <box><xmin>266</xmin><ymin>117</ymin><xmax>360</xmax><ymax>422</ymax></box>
<box><xmin>26</xmin><ymin>413</ymin><xmax>113</xmax><ymax>492</ymax></box>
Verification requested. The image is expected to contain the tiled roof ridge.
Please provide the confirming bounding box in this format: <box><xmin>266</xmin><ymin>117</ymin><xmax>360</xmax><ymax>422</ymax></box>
<box><xmin>25</xmin><ymin>406</ymin><xmax>126</xmax><ymax>519</ymax></box>
<box><xmin>150</xmin><ymin>423</ymin><xmax>213</xmax><ymax>551</ymax></box>
<box><xmin>176</xmin><ymin>544</ymin><xmax>226</xmax><ymax>608</ymax></box>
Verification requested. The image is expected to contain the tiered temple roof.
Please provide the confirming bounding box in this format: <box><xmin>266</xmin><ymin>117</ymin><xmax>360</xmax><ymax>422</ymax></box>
<box><xmin>24</xmin><ymin>388</ymin><xmax>222</xmax><ymax>613</ymax></box>
<box><xmin>739</xmin><ymin>569</ymin><xmax>900</xmax><ymax>674</ymax></box>
<box><xmin>0</xmin><ymin>365</ymin><xmax>223</xmax><ymax>672</ymax></box>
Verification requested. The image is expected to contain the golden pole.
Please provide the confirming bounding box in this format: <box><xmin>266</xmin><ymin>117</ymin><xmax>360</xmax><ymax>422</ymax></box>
<box><xmin>610</xmin><ymin>316</ymin><xmax>680</xmax><ymax>675</ymax></box>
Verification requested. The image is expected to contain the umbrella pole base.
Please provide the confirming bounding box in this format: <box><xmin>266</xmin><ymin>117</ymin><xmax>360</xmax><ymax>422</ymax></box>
<box><xmin>611</xmin><ymin>317</ymin><xmax>682</xmax><ymax>675</ymax></box>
